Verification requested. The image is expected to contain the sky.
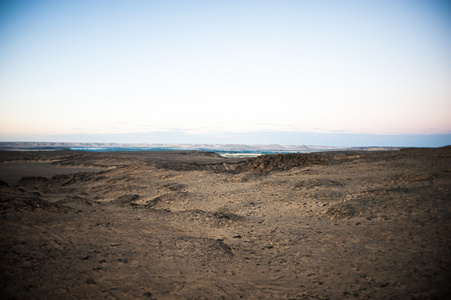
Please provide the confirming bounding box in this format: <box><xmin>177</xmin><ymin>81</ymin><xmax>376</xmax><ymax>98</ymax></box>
<box><xmin>0</xmin><ymin>0</ymin><xmax>450</xmax><ymax>147</ymax></box>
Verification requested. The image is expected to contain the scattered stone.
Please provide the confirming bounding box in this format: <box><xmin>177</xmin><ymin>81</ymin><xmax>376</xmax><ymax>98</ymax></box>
<box><xmin>294</xmin><ymin>179</ymin><xmax>342</xmax><ymax>190</ymax></box>
<box><xmin>326</xmin><ymin>204</ymin><xmax>357</xmax><ymax>219</ymax></box>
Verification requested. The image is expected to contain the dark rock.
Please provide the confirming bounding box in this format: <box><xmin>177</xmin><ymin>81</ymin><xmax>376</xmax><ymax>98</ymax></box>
<box><xmin>0</xmin><ymin>195</ymin><xmax>69</xmax><ymax>212</ymax></box>
<box><xmin>212</xmin><ymin>211</ymin><xmax>243</xmax><ymax>221</ymax></box>
<box><xmin>214</xmin><ymin>239</ymin><xmax>234</xmax><ymax>257</ymax></box>
<box><xmin>235</xmin><ymin>153</ymin><xmax>331</xmax><ymax>174</ymax></box>
<box><xmin>57</xmin><ymin>196</ymin><xmax>92</xmax><ymax>206</ymax></box>
<box><xmin>295</xmin><ymin>179</ymin><xmax>342</xmax><ymax>189</ymax></box>
<box><xmin>113</xmin><ymin>194</ymin><xmax>140</xmax><ymax>206</ymax></box>
<box><xmin>15</xmin><ymin>176</ymin><xmax>49</xmax><ymax>189</ymax></box>
<box><xmin>145</xmin><ymin>196</ymin><xmax>162</xmax><ymax>208</ymax></box>
<box><xmin>161</xmin><ymin>183</ymin><xmax>185</xmax><ymax>191</ymax></box>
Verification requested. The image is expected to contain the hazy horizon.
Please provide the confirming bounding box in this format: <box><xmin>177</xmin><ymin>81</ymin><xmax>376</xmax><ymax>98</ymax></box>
<box><xmin>2</xmin><ymin>130</ymin><xmax>450</xmax><ymax>148</ymax></box>
<box><xmin>1</xmin><ymin>0</ymin><xmax>450</xmax><ymax>147</ymax></box>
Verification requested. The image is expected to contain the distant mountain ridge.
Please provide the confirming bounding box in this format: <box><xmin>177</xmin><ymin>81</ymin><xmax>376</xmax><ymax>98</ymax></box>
<box><xmin>0</xmin><ymin>142</ymin><xmax>399</xmax><ymax>154</ymax></box>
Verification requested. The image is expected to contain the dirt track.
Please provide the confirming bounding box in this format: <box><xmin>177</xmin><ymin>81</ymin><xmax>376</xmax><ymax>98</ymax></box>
<box><xmin>0</xmin><ymin>148</ymin><xmax>450</xmax><ymax>299</ymax></box>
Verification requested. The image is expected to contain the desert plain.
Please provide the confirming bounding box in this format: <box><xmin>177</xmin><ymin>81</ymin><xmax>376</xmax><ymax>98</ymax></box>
<box><xmin>0</xmin><ymin>147</ymin><xmax>450</xmax><ymax>299</ymax></box>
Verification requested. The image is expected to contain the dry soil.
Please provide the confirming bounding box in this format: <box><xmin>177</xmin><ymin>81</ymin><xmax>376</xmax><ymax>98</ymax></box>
<box><xmin>0</xmin><ymin>148</ymin><xmax>450</xmax><ymax>299</ymax></box>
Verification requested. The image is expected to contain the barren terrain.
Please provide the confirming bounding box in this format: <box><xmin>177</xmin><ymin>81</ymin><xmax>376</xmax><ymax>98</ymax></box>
<box><xmin>0</xmin><ymin>147</ymin><xmax>450</xmax><ymax>299</ymax></box>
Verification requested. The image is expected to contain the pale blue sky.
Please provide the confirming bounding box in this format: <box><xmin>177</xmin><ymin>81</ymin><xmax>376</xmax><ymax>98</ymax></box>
<box><xmin>1</xmin><ymin>0</ymin><xmax>450</xmax><ymax>146</ymax></box>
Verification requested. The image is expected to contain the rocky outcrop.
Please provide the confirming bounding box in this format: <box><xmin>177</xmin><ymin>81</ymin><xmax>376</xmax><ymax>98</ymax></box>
<box><xmin>235</xmin><ymin>153</ymin><xmax>331</xmax><ymax>174</ymax></box>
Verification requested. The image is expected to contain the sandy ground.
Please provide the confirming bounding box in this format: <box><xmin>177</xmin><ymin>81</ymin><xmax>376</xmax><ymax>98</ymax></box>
<box><xmin>0</xmin><ymin>162</ymin><xmax>108</xmax><ymax>186</ymax></box>
<box><xmin>0</xmin><ymin>148</ymin><xmax>450</xmax><ymax>299</ymax></box>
